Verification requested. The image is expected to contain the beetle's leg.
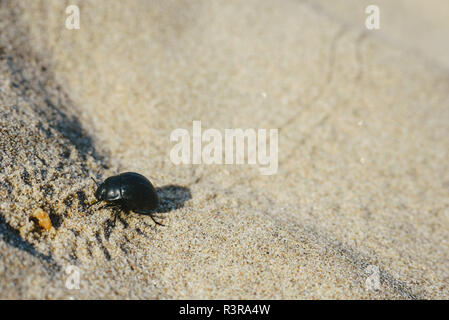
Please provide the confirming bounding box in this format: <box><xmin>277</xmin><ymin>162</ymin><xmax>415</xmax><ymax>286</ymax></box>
<box><xmin>98</xmin><ymin>203</ymin><xmax>120</xmax><ymax>211</ymax></box>
<box><xmin>134</xmin><ymin>209</ymin><xmax>166</xmax><ymax>226</ymax></box>
<box><xmin>104</xmin><ymin>207</ymin><xmax>119</xmax><ymax>240</ymax></box>
<box><xmin>90</xmin><ymin>177</ymin><xmax>99</xmax><ymax>187</ymax></box>
<box><xmin>149</xmin><ymin>213</ymin><xmax>165</xmax><ymax>226</ymax></box>
<box><xmin>86</xmin><ymin>200</ymin><xmax>100</xmax><ymax>210</ymax></box>
<box><xmin>113</xmin><ymin>209</ymin><xmax>118</xmax><ymax>226</ymax></box>
<box><xmin>116</xmin><ymin>210</ymin><xmax>129</xmax><ymax>229</ymax></box>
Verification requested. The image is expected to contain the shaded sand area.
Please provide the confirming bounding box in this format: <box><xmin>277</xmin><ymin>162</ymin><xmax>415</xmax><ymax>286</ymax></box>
<box><xmin>0</xmin><ymin>0</ymin><xmax>448</xmax><ymax>299</ymax></box>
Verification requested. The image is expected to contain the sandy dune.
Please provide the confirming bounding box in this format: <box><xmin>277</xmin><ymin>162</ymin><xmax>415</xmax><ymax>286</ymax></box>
<box><xmin>0</xmin><ymin>0</ymin><xmax>448</xmax><ymax>299</ymax></box>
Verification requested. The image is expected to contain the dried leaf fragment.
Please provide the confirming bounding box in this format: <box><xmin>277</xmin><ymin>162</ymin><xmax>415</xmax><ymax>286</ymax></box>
<box><xmin>31</xmin><ymin>208</ymin><xmax>52</xmax><ymax>231</ymax></box>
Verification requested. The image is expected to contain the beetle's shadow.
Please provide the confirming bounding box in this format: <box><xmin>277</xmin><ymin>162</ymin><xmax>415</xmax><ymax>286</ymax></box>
<box><xmin>154</xmin><ymin>185</ymin><xmax>191</xmax><ymax>213</ymax></box>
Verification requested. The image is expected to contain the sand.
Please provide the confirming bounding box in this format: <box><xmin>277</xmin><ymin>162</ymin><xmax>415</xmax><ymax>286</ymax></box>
<box><xmin>0</xmin><ymin>0</ymin><xmax>448</xmax><ymax>299</ymax></box>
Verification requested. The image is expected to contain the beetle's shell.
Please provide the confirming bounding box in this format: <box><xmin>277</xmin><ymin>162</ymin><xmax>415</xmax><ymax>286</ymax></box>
<box><xmin>96</xmin><ymin>172</ymin><xmax>159</xmax><ymax>213</ymax></box>
<box><xmin>120</xmin><ymin>172</ymin><xmax>159</xmax><ymax>212</ymax></box>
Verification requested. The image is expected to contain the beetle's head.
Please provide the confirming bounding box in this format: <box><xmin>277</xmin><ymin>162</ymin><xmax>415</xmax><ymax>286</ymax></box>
<box><xmin>93</xmin><ymin>176</ymin><xmax>121</xmax><ymax>202</ymax></box>
<box><xmin>94</xmin><ymin>183</ymin><xmax>107</xmax><ymax>201</ymax></box>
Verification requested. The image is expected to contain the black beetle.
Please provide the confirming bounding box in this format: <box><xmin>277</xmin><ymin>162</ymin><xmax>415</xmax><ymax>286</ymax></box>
<box><xmin>89</xmin><ymin>172</ymin><xmax>163</xmax><ymax>226</ymax></box>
